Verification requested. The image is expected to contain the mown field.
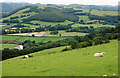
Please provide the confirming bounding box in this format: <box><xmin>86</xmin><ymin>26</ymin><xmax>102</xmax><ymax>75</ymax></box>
<box><xmin>44</xmin><ymin>31</ymin><xmax>88</xmax><ymax>37</ymax></box>
<box><xmin>2</xmin><ymin>40</ymin><xmax>118</xmax><ymax>76</ymax></box>
<box><xmin>78</xmin><ymin>16</ymin><xmax>89</xmax><ymax>22</ymax></box>
<box><xmin>6</xmin><ymin>32</ymin><xmax>46</xmax><ymax>37</ymax></box>
<box><xmin>0</xmin><ymin>44</ymin><xmax>17</xmax><ymax>50</ymax></box>
<box><xmin>1</xmin><ymin>35</ymin><xmax>66</xmax><ymax>43</ymax></box>
<box><xmin>30</xmin><ymin>20</ymin><xmax>74</xmax><ymax>26</ymax></box>
<box><xmin>71</xmin><ymin>23</ymin><xmax>115</xmax><ymax>28</ymax></box>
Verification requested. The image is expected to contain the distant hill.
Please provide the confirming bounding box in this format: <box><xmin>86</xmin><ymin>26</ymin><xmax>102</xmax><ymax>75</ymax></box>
<box><xmin>1</xmin><ymin>2</ymin><xmax>32</xmax><ymax>13</ymax></box>
<box><xmin>2</xmin><ymin>4</ymin><xmax>118</xmax><ymax>26</ymax></box>
<box><xmin>2</xmin><ymin>5</ymin><xmax>79</xmax><ymax>22</ymax></box>
<box><xmin>67</xmin><ymin>4</ymin><xmax>118</xmax><ymax>11</ymax></box>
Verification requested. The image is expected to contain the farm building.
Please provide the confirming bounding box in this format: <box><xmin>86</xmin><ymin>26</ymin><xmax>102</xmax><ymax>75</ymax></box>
<box><xmin>14</xmin><ymin>45</ymin><xmax>23</xmax><ymax>50</ymax></box>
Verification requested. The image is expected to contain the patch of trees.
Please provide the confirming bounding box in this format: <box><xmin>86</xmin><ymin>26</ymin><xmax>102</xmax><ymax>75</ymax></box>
<box><xmin>12</xmin><ymin>24</ymin><xmax>26</xmax><ymax>28</ymax></box>
<box><xmin>2</xmin><ymin>19</ymin><xmax>19</xmax><ymax>23</ymax></box>
<box><xmin>75</xmin><ymin>12</ymin><xmax>90</xmax><ymax>16</ymax></box>
<box><xmin>50</xmin><ymin>31</ymin><xmax>58</xmax><ymax>35</ymax></box>
<box><xmin>66</xmin><ymin>26</ymin><xmax>109</xmax><ymax>33</ymax></box>
<box><xmin>89</xmin><ymin>15</ymin><xmax>118</xmax><ymax>25</ymax></box>
<box><xmin>10</xmin><ymin>16</ymin><xmax>19</xmax><ymax>19</ymax></box>
<box><xmin>26</xmin><ymin>22</ymin><xmax>40</xmax><ymax>25</ymax></box>
<box><xmin>21</xmin><ymin>15</ymin><xmax>27</xmax><ymax>18</ymax></box>
<box><xmin>49</xmin><ymin>25</ymin><xmax>71</xmax><ymax>31</ymax></box>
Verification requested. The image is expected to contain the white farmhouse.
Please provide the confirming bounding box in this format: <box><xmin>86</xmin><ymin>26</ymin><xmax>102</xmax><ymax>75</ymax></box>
<box><xmin>14</xmin><ymin>45</ymin><xmax>23</xmax><ymax>50</ymax></box>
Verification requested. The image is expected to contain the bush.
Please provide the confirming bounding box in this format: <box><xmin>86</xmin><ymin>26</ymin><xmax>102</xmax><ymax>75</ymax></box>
<box><xmin>50</xmin><ymin>31</ymin><xmax>58</xmax><ymax>35</ymax></box>
<box><xmin>62</xmin><ymin>47</ymin><xmax>71</xmax><ymax>52</ymax></box>
<box><xmin>105</xmin><ymin>39</ymin><xmax>110</xmax><ymax>43</ymax></box>
<box><xmin>79</xmin><ymin>42</ymin><xmax>91</xmax><ymax>48</ymax></box>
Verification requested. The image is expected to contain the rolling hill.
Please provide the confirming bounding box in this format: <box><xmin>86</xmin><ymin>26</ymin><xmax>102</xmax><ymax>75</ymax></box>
<box><xmin>67</xmin><ymin>4</ymin><xmax>118</xmax><ymax>11</ymax></box>
<box><xmin>2</xmin><ymin>4</ymin><xmax>118</xmax><ymax>27</ymax></box>
<box><xmin>1</xmin><ymin>2</ymin><xmax>31</xmax><ymax>13</ymax></box>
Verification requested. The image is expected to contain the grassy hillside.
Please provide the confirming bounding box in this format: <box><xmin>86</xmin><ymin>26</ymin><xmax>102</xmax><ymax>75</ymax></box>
<box><xmin>2</xmin><ymin>40</ymin><xmax>118</xmax><ymax>76</ymax></box>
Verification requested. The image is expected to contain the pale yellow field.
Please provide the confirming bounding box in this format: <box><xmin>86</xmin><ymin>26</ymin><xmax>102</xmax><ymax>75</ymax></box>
<box><xmin>44</xmin><ymin>31</ymin><xmax>88</xmax><ymax>36</ymax></box>
<box><xmin>6</xmin><ymin>32</ymin><xmax>46</xmax><ymax>37</ymax></box>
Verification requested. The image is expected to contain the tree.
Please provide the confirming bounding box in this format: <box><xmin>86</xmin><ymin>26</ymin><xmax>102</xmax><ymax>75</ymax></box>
<box><xmin>70</xmin><ymin>40</ymin><xmax>79</xmax><ymax>49</ymax></box>
<box><xmin>50</xmin><ymin>31</ymin><xmax>58</xmax><ymax>35</ymax></box>
<box><xmin>32</xmin><ymin>34</ymin><xmax>35</xmax><ymax>37</ymax></box>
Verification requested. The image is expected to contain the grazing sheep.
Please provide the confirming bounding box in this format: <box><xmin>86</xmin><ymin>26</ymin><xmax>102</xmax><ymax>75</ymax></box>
<box><xmin>25</xmin><ymin>55</ymin><xmax>29</xmax><ymax>58</ymax></box>
<box><xmin>103</xmin><ymin>75</ymin><xmax>107</xmax><ymax>76</ymax></box>
<box><xmin>94</xmin><ymin>52</ymin><xmax>106</xmax><ymax>57</ymax></box>
<box><xmin>113</xmin><ymin>74</ymin><xmax>116</xmax><ymax>76</ymax></box>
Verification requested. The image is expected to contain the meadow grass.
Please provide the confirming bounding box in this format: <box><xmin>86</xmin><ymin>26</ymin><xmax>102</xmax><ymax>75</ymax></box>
<box><xmin>0</xmin><ymin>44</ymin><xmax>17</xmax><ymax>50</ymax></box>
<box><xmin>1</xmin><ymin>35</ymin><xmax>21</xmax><ymax>41</ymax></box>
<box><xmin>30</xmin><ymin>20</ymin><xmax>74</xmax><ymax>26</ymax></box>
<box><xmin>2</xmin><ymin>40</ymin><xmax>118</xmax><ymax>76</ymax></box>
<box><xmin>44</xmin><ymin>31</ymin><xmax>88</xmax><ymax>37</ymax></box>
<box><xmin>71</xmin><ymin>23</ymin><xmax>115</xmax><ymax>28</ymax></box>
<box><xmin>78</xmin><ymin>15</ymin><xmax>89</xmax><ymax>22</ymax></box>
<box><xmin>21</xmin><ymin>23</ymin><xmax>40</xmax><ymax>29</ymax></box>
<box><xmin>1</xmin><ymin>35</ymin><xmax>66</xmax><ymax>43</ymax></box>
<box><xmin>90</xmin><ymin>10</ymin><xmax>118</xmax><ymax>16</ymax></box>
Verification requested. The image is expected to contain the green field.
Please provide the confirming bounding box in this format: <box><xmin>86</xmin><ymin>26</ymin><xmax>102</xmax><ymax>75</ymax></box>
<box><xmin>44</xmin><ymin>31</ymin><xmax>88</xmax><ymax>36</ymax></box>
<box><xmin>2</xmin><ymin>40</ymin><xmax>118</xmax><ymax>76</ymax></box>
<box><xmin>30</xmin><ymin>20</ymin><xmax>74</xmax><ymax>26</ymax></box>
<box><xmin>71</xmin><ymin>23</ymin><xmax>115</xmax><ymax>28</ymax></box>
<box><xmin>0</xmin><ymin>44</ymin><xmax>17</xmax><ymax>50</ymax></box>
<box><xmin>78</xmin><ymin>16</ymin><xmax>89</xmax><ymax>22</ymax></box>
<box><xmin>21</xmin><ymin>23</ymin><xmax>40</xmax><ymax>29</ymax></box>
<box><xmin>90</xmin><ymin>10</ymin><xmax>118</xmax><ymax>16</ymax></box>
<box><xmin>0</xmin><ymin>23</ymin><xmax>17</xmax><ymax>29</ymax></box>
<box><xmin>1</xmin><ymin>35</ymin><xmax>66</xmax><ymax>43</ymax></box>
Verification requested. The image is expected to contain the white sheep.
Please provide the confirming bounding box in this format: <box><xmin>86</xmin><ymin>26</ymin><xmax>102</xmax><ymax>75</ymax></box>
<box><xmin>25</xmin><ymin>55</ymin><xmax>29</xmax><ymax>58</ymax></box>
<box><xmin>103</xmin><ymin>75</ymin><xmax>107</xmax><ymax>76</ymax></box>
<box><xmin>94</xmin><ymin>52</ymin><xmax>106</xmax><ymax>57</ymax></box>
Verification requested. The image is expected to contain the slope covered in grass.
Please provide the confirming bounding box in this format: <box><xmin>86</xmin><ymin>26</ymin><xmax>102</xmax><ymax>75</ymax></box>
<box><xmin>2</xmin><ymin>40</ymin><xmax>118</xmax><ymax>76</ymax></box>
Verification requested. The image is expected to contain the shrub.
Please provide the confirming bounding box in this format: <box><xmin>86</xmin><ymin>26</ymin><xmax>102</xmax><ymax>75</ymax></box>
<box><xmin>50</xmin><ymin>31</ymin><xmax>58</xmax><ymax>35</ymax></box>
<box><xmin>79</xmin><ymin>42</ymin><xmax>91</xmax><ymax>48</ymax></box>
<box><xmin>62</xmin><ymin>47</ymin><xmax>72</xmax><ymax>52</ymax></box>
<box><xmin>105</xmin><ymin>39</ymin><xmax>110</xmax><ymax>43</ymax></box>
